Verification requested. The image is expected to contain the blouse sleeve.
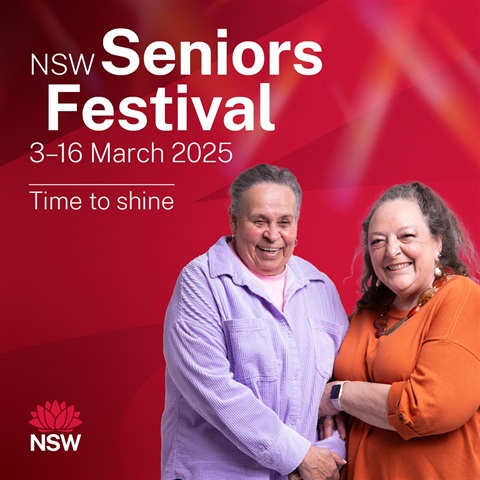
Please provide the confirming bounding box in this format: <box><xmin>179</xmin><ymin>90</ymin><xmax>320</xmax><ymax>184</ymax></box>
<box><xmin>387</xmin><ymin>277</ymin><xmax>480</xmax><ymax>440</ymax></box>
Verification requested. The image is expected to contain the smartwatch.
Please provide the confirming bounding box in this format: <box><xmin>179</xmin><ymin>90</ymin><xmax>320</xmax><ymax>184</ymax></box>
<box><xmin>330</xmin><ymin>381</ymin><xmax>349</xmax><ymax>411</ymax></box>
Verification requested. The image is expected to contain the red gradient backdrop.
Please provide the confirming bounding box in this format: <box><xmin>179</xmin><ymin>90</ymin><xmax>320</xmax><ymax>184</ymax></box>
<box><xmin>1</xmin><ymin>1</ymin><xmax>479</xmax><ymax>479</ymax></box>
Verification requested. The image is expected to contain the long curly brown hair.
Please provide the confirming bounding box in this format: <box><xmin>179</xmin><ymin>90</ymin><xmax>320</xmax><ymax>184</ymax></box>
<box><xmin>356</xmin><ymin>182</ymin><xmax>477</xmax><ymax>312</ymax></box>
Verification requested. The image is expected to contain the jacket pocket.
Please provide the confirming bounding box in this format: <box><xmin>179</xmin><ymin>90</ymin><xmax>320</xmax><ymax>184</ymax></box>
<box><xmin>312</xmin><ymin>320</ymin><xmax>344</xmax><ymax>379</ymax></box>
<box><xmin>224</xmin><ymin>318</ymin><xmax>278</xmax><ymax>383</ymax></box>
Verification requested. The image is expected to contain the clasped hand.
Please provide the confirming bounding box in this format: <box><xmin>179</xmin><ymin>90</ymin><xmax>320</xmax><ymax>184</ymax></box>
<box><xmin>288</xmin><ymin>445</ymin><xmax>345</xmax><ymax>480</ymax></box>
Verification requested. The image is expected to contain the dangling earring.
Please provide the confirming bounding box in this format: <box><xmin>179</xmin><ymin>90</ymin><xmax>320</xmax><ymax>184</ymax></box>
<box><xmin>375</xmin><ymin>278</ymin><xmax>381</xmax><ymax>288</ymax></box>
<box><xmin>232</xmin><ymin>234</ymin><xmax>235</xmax><ymax>242</ymax></box>
<box><xmin>435</xmin><ymin>253</ymin><xmax>443</xmax><ymax>278</ymax></box>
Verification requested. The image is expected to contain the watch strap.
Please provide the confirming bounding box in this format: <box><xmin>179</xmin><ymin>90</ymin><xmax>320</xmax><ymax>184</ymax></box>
<box><xmin>330</xmin><ymin>381</ymin><xmax>349</xmax><ymax>411</ymax></box>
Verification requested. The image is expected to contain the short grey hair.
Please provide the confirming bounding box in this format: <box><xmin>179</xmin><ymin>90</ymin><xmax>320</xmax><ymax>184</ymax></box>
<box><xmin>229</xmin><ymin>164</ymin><xmax>302</xmax><ymax>218</ymax></box>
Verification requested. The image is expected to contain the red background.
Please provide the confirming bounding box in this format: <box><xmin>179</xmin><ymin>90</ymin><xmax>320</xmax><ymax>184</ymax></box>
<box><xmin>1</xmin><ymin>1</ymin><xmax>479</xmax><ymax>478</ymax></box>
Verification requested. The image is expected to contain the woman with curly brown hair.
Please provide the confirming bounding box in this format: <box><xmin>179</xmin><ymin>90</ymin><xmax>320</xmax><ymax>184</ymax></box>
<box><xmin>319</xmin><ymin>182</ymin><xmax>480</xmax><ymax>479</ymax></box>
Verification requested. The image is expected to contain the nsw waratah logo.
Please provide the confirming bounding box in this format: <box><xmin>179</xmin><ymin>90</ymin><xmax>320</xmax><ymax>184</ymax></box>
<box><xmin>29</xmin><ymin>401</ymin><xmax>83</xmax><ymax>452</ymax></box>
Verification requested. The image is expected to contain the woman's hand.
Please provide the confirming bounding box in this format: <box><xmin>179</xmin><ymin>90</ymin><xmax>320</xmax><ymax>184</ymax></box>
<box><xmin>319</xmin><ymin>381</ymin><xmax>339</xmax><ymax>418</ymax></box>
<box><xmin>319</xmin><ymin>415</ymin><xmax>335</xmax><ymax>440</ymax></box>
<box><xmin>319</xmin><ymin>413</ymin><xmax>347</xmax><ymax>440</ymax></box>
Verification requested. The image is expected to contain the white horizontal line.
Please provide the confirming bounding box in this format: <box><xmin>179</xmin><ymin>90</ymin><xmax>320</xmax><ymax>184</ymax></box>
<box><xmin>28</xmin><ymin>184</ymin><xmax>175</xmax><ymax>187</ymax></box>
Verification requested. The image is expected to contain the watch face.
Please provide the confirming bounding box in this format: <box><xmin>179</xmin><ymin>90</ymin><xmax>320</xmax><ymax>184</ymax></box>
<box><xmin>330</xmin><ymin>383</ymin><xmax>342</xmax><ymax>399</ymax></box>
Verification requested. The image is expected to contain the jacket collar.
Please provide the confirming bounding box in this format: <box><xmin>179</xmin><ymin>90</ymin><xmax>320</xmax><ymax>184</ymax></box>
<box><xmin>208</xmin><ymin>236</ymin><xmax>325</xmax><ymax>288</ymax></box>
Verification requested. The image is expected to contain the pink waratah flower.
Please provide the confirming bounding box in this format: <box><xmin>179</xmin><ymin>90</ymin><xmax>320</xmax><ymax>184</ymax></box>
<box><xmin>29</xmin><ymin>400</ymin><xmax>82</xmax><ymax>432</ymax></box>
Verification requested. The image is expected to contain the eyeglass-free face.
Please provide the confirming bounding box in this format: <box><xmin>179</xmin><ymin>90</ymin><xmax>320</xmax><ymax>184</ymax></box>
<box><xmin>230</xmin><ymin>183</ymin><xmax>298</xmax><ymax>276</ymax></box>
<box><xmin>368</xmin><ymin>199</ymin><xmax>443</xmax><ymax>310</ymax></box>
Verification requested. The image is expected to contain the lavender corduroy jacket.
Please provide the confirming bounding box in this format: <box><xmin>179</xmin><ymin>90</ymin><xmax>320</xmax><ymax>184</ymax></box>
<box><xmin>162</xmin><ymin>236</ymin><xmax>348</xmax><ymax>479</ymax></box>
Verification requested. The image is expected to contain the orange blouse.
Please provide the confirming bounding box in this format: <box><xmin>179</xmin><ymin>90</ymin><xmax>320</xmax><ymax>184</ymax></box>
<box><xmin>334</xmin><ymin>275</ymin><xmax>480</xmax><ymax>479</ymax></box>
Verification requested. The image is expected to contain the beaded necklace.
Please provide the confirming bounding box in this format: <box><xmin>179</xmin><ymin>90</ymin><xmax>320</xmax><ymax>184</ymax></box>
<box><xmin>373</xmin><ymin>270</ymin><xmax>451</xmax><ymax>338</ymax></box>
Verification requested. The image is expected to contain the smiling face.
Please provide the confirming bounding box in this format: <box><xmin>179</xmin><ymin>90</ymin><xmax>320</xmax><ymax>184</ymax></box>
<box><xmin>368</xmin><ymin>199</ymin><xmax>443</xmax><ymax>309</ymax></box>
<box><xmin>229</xmin><ymin>183</ymin><xmax>298</xmax><ymax>276</ymax></box>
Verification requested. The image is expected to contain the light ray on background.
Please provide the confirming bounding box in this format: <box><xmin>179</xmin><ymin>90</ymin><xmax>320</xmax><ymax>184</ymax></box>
<box><xmin>426</xmin><ymin>13</ymin><xmax>480</xmax><ymax>92</ymax></box>
<box><xmin>326</xmin><ymin>3</ymin><xmax>422</xmax><ymax>205</ymax></box>
<box><xmin>328</xmin><ymin>1</ymin><xmax>479</xmax><ymax>208</ymax></box>
<box><xmin>359</xmin><ymin>1</ymin><xmax>480</xmax><ymax>159</ymax></box>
